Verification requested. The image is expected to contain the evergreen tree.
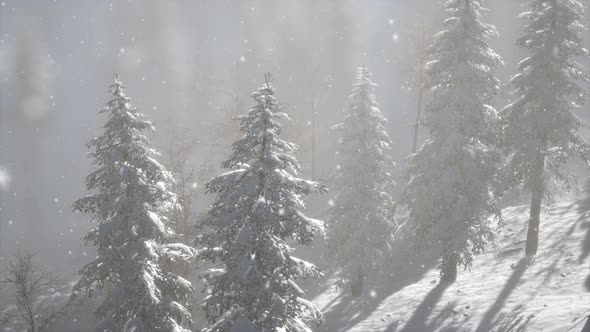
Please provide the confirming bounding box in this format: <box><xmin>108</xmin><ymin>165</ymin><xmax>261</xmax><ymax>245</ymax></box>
<box><xmin>503</xmin><ymin>0</ymin><xmax>590</xmax><ymax>256</ymax></box>
<box><xmin>72</xmin><ymin>75</ymin><xmax>196</xmax><ymax>332</ymax></box>
<box><xmin>200</xmin><ymin>74</ymin><xmax>326</xmax><ymax>332</ymax></box>
<box><xmin>398</xmin><ymin>0</ymin><xmax>503</xmax><ymax>283</ymax></box>
<box><xmin>327</xmin><ymin>66</ymin><xmax>396</xmax><ymax>296</ymax></box>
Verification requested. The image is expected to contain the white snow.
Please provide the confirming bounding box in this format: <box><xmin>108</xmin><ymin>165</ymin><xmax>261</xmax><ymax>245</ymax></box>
<box><xmin>312</xmin><ymin>199</ymin><xmax>590</xmax><ymax>331</ymax></box>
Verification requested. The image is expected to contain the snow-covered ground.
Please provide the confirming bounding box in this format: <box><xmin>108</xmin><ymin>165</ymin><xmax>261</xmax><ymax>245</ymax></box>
<box><xmin>311</xmin><ymin>195</ymin><xmax>590</xmax><ymax>332</ymax></box>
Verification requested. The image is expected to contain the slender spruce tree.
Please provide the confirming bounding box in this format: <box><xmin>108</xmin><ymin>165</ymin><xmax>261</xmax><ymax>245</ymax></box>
<box><xmin>200</xmin><ymin>74</ymin><xmax>326</xmax><ymax>332</ymax></box>
<box><xmin>72</xmin><ymin>75</ymin><xmax>196</xmax><ymax>331</ymax></box>
<box><xmin>327</xmin><ymin>66</ymin><xmax>396</xmax><ymax>297</ymax></box>
<box><xmin>398</xmin><ymin>0</ymin><xmax>504</xmax><ymax>283</ymax></box>
<box><xmin>503</xmin><ymin>0</ymin><xmax>590</xmax><ymax>256</ymax></box>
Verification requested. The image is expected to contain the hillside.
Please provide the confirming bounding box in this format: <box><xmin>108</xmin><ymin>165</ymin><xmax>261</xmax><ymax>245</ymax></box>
<box><xmin>311</xmin><ymin>194</ymin><xmax>590</xmax><ymax>332</ymax></box>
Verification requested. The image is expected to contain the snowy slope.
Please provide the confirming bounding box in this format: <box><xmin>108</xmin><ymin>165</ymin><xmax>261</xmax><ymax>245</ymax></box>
<box><xmin>311</xmin><ymin>194</ymin><xmax>590</xmax><ymax>332</ymax></box>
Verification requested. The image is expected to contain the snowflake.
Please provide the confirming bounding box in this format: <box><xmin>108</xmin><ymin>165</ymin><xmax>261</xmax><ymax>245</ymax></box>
<box><xmin>0</xmin><ymin>166</ymin><xmax>10</xmax><ymax>192</ymax></box>
<box><xmin>369</xmin><ymin>289</ymin><xmax>377</xmax><ymax>298</ymax></box>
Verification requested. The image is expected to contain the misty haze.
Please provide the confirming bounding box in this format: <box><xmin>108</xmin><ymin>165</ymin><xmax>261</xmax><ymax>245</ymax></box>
<box><xmin>1</xmin><ymin>1</ymin><xmax>590</xmax><ymax>331</ymax></box>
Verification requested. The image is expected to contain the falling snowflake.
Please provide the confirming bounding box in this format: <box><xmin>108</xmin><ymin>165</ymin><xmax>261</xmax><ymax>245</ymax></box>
<box><xmin>239</xmin><ymin>56</ymin><xmax>246</xmax><ymax>63</ymax></box>
<box><xmin>388</xmin><ymin>18</ymin><xmax>395</xmax><ymax>25</ymax></box>
<box><xmin>392</xmin><ymin>34</ymin><xmax>399</xmax><ymax>42</ymax></box>
<box><xmin>0</xmin><ymin>166</ymin><xmax>10</xmax><ymax>192</ymax></box>
<box><xmin>328</xmin><ymin>199</ymin><xmax>335</xmax><ymax>207</ymax></box>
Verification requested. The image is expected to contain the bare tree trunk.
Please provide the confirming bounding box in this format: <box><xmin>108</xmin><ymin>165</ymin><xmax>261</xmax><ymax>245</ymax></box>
<box><xmin>525</xmin><ymin>141</ymin><xmax>546</xmax><ymax>256</ymax></box>
<box><xmin>311</xmin><ymin>102</ymin><xmax>316</xmax><ymax>181</ymax></box>
<box><xmin>440</xmin><ymin>253</ymin><xmax>457</xmax><ymax>284</ymax></box>
<box><xmin>412</xmin><ymin>87</ymin><xmax>424</xmax><ymax>154</ymax></box>
<box><xmin>411</xmin><ymin>30</ymin><xmax>427</xmax><ymax>154</ymax></box>
<box><xmin>351</xmin><ymin>266</ymin><xmax>364</xmax><ymax>297</ymax></box>
<box><xmin>582</xmin><ymin>314</ymin><xmax>590</xmax><ymax>332</ymax></box>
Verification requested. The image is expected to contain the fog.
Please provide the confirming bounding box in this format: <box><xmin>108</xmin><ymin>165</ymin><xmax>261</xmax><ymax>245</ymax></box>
<box><xmin>0</xmin><ymin>1</ymin><xmax>589</xmax><ymax>330</ymax></box>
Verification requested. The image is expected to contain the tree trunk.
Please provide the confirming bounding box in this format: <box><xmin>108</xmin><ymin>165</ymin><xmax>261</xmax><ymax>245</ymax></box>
<box><xmin>411</xmin><ymin>29</ymin><xmax>427</xmax><ymax>154</ymax></box>
<box><xmin>351</xmin><ymin>267</ymin><xmax>364</xmax><ymax>297</ymax></box>
<box><xmin>411</xmin><ymin>86</ymin><xmax>424</xmax><ymax>154</ymax></box>
<box><xmin>311</xmin><ymin>100</ymin><xmax>316</xmax><ymax>181</ymax></box>
<box><xmin>525</xmin><ymin>144</ymin><xmax>546</xmax><ymax>256</ymax></box>
<box><xmin>440</xmin><ymin>253</ymin><xmax>457</xmax><ymax>284</ymax></box>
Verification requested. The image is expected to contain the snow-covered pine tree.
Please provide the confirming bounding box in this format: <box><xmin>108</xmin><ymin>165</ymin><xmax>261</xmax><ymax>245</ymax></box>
<box><xmin>200</xmin><ymin>74</ymin><xmax>326</xmax><ymax>332</ymax></box>
<box><xmin>503</xmin><ymin>0</ymin><xmax>590</xmax><ymax>257</ymax></box>
<box><xmin>327</xmin><ymin>66</ymin><xmax>396</xmax><ymax>297</ymax></box>
<box><xmin>398</xmin><ymin>0</ymin><xmax>503</xmax><ymax>284</ymax></box>
<box><xmin>72</xmin><ymin>75</ymin><xmax>196</xmax><ymax>332</ymax></box>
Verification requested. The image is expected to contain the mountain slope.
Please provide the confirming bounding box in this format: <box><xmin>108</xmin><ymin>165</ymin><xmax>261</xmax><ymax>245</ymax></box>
<box><xmin>312</xmin><ymin>194</ymin><xmax>590</xmax><ymax>332</ymax></box>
